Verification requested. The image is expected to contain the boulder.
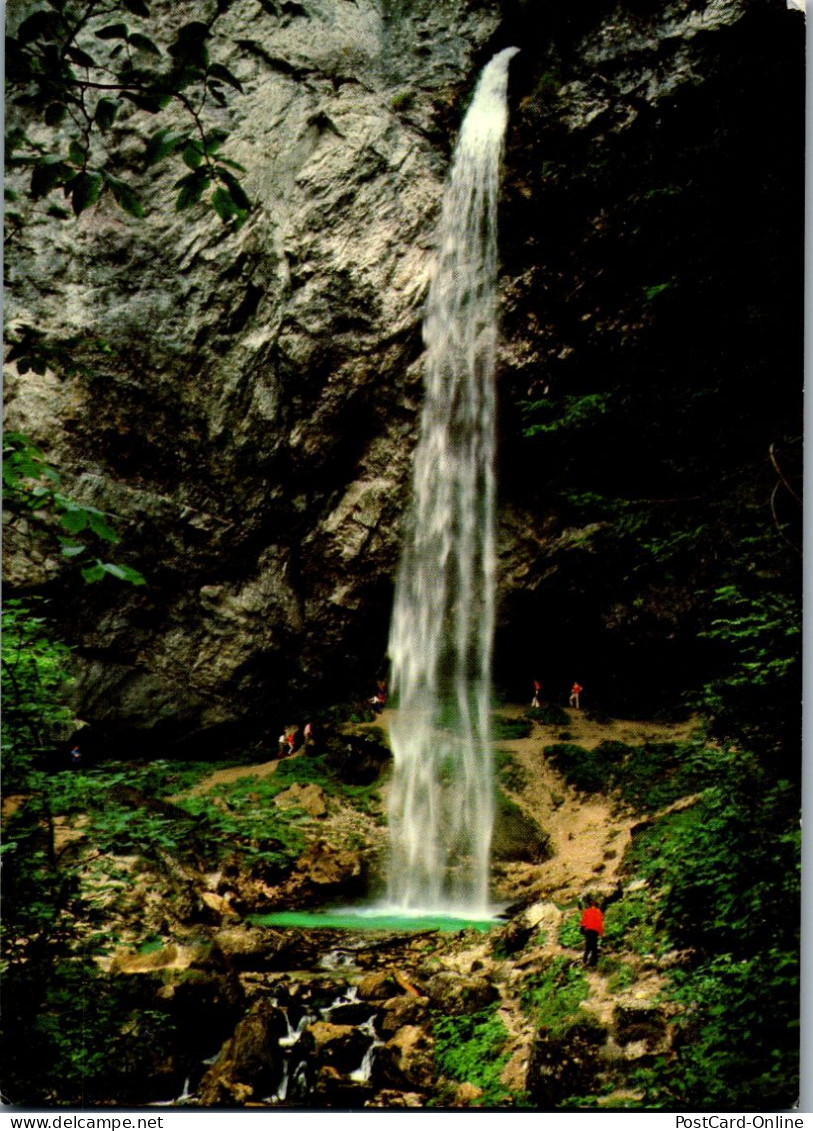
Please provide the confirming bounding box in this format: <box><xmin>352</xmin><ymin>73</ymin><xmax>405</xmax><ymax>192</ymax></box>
<box><xmin>274</xmin><ymin>782</ymin><xmax>329</xmax><ymax>818</ymax></box>
<box><xmin>357</xmin><ymin>971</ymin><xmax>400</xmax><ymax>1001</ymax></box>
<box><xmin>613</xmin><ymin>1004</ymin><xmax>670</xmax><ymax>1054</ymax></box>
<box><xmin>377</xmin><ymin>994</ymin><xmax>429</xmax><ymax>1037</ymax></box>
<box><xmin>425</xmin><ymin>972</ymin><xmax>499</xmax><ymax>1015</ymax></box>
<box><xmin>312</xmin><ymin>1064</ymin><xmax>374</xmax><ymax>1106</ymax></box>
<box><xmin>290</xmin><ymin>841</ymin><xmax>367</xmax><ymax>900</ymax></box>
<box><xmin>494</xmin><ymin>901</ymin><xmax>561</xmax><ymax>955</ymax></box>
<box><xmin>492</xmin><ymin>794</ymin><xmax>552</xmax><ymax>864</ymax></box>
<box><xmin>212</xmin><ymin>926</ymin><xmax>299</xmax><ymax>971</ymax></box>
<box><xmin>304</xmin><ymin>1021</ymin><xmax>372</xmax><ymax>1074</ymax></box>
<box><xmin>526</xmin><ymin>1020</ymin><xmax>608</xmax><ymax>1108</ymax></box>
<box><xmin>198</xmin><ymin>999</ymin><xmax>290</xmax><ymax>1104</ymax></box>
<box><xmin>378</xmin><ymin>1024</ymin><xmax>435</xmax><ymax>1091</ymax></box>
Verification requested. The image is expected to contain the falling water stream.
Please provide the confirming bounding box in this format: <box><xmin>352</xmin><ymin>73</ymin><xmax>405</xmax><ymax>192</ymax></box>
<box><xmin>384</xmin><ymin>46</ymin><xmax>520</xmax><ymax>916</ymax></box>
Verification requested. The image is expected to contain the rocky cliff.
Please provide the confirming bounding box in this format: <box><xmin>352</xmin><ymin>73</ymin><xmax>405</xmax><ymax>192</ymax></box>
<box><xmin>4</xmin><ymin>0</ymin><xmax>804</xmax><ymax>752</ymax></box>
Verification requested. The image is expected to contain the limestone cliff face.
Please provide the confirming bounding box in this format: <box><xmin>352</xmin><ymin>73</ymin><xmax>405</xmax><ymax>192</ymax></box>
<box><xmin>4</xmin><ymin>0</ymin><xmax>803</xmax><ymax>750</ymax></box>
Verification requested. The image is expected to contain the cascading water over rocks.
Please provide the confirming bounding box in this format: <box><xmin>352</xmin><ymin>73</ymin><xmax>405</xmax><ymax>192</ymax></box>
<box><xmin>385</xmin><ymin>46</ymin><xmax>519</xmax><ymax>916</ymax></box>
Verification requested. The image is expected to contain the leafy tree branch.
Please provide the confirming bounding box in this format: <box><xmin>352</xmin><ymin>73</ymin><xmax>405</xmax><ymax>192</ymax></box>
<box><xmin>6</xmin><ymin>0</ymin><xmax>253</xmax><ymax>224</ymax></box>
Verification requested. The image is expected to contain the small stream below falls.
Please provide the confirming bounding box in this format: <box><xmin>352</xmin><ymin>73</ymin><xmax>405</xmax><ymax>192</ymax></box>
<box><xmin>154</xmin><ymin>918</ymin><xmax>502</xmax><ymax>1109</ymax></box>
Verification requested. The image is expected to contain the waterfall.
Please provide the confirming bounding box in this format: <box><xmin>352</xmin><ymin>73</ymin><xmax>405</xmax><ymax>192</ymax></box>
<box><xmin>385</xmin><ymin>46</ymin><xmax>519</xmax><ymax>915</ymax></box>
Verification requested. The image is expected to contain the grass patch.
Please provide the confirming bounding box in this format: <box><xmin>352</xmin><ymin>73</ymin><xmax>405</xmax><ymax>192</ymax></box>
<box><xmin>519</xmin><ymin>955</ymin><xmax>591</xmax><ymax>1037</ymax></box>
<box><xmin>492</xmin><ymin>715</ymin><xmax>533</xmax><ymax>741</ymax></box>
<box><xmin>431</xmin><ymin>1006</ymin><xmax>516</xmax><ymax>1106</ymax></box>
<box><xmin>606</xmin><ymin>960</ymin><xmax>639</xmax><ymax>992</ymax></box>
<box><xmin>543</xmin><ymin>738</ymin><xmax>727</xmax><ymax>813</ymax></box>
<box><xmin>495</xmin><ymin>748</ymin><xmax>527</xmax><ymax>792</ymax></box>
<box><xmin>528</xmin><ymin>704</ymin><xmax>570</xmax><ymax>727</ymax></box>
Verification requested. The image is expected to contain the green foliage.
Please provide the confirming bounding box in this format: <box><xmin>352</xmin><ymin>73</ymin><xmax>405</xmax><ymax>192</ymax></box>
<box><xmin>544</xmin><ymin>742</ymin><xmax>614</xmax><ymax>793</ymax></box>
<box><xmin>601</xmin><ymin>889</ymin><xmax>661</xmax><ymax>957</ymax></box>
<box><xmin>544</xmin><ymin>736</ymin><xmax>733</xmax><ymax>813</ymax></box>
<box><xmin>1</xmin><ymin>958</ymin><xmax>177</xmax><ymax>1106</ymax></box>
<box><xmin>492</xmin><ymin>714</ymin><xmax>533</xmax><ymax>740</ymax></box>
<box><xmin>617</xmin><ymin>760</ymin><xmax>800</xmax><ymax>1107</ymax></box>
<box><xmin>5</xmin><ymin>0</ymin><xmax>254</xmax><ymax>226</ymax></box>
<box><xmin>3</xmin><ymin>431</ymin><xmax>146</xmax><ymax>585</ymax></box>
<box><xmin>634</xmin><ymin>949</ymin><xmax>799</xmax><ymax>1109</ymax></box>
<box><xmin>557</xmin><ymin>909</ymin><xmax>584</xmax><ymax>950</ymax></box>
<box><xmin>1</xmin><ymin>599</ymin><xmax>75</xmax><ymax>787</ymax></box>
<box><xmin>698</xmin><ymin>582</ymin><xmax>801</xmax><ymax>768</ymax></box>
<box><xmin>527</xmin><ymin>704</ymin><xmax>570</xmax><ymax>727</ymax></box>
<box><xmin>523</xmin><ymin>392</ymin><xmax>611</xmax><ymax>437</ymax></box>
<box><xmin>624</xmin><ymin>770</ymin><xmax>799</xmax><ymax>957</ymax></box>
<box><xmin>431</xmin><ymin>1006</ymin><xmax>515</xmax><ymax>1106</ymax></box>
<box><xmin>519</xmin><ymin>956</ymin><xmax>590</xmax><ymax>1037</ymax></box>
<box><xmin>495</xmin><ymin>747</ymin><xmax>527</xmax><ymax>793</ymax></box>
<box><xmin>605</xmin><ymin>960</ymin><xmax>638</xmax><ymax>993</ymax></box>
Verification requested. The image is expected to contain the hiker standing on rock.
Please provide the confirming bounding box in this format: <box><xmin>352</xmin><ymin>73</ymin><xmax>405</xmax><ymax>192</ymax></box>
<box><xmin>580</xmin><ymin>895</ymin><xmax>604</xmax><ymax>966</ymax></box>
<box><xmin>531</xmin><ymin>680</ymin><xmax>542</xmax><ymax>708</ymax></box>
<box><xmin>579</xmin><ymin>885</ymin><xmax>622</xmax><ymax>966</ymax></box>
<box><xmin>569</xmin><ymin>681</ymin><xmax>583</xmax><ymax>709</ymax></box>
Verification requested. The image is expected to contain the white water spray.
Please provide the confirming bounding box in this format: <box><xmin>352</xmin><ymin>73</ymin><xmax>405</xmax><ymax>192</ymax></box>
<box><xmin>385</xmin><ymin>46</ymin><xmax>519</xmax><ymax>916</ymax></box>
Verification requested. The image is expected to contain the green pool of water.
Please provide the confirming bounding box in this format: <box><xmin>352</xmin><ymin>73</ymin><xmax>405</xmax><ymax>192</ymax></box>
<box><xmin>249</xmin><ymin>908</ymin><xmax>501</xmax><ymax>933</ymax></box>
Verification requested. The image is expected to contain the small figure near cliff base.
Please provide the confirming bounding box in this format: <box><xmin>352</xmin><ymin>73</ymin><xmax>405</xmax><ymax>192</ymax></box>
<box><xmin>569</xmin><ymin>682</ymin><xmax>583</xmax><ymax>709</ymax></box>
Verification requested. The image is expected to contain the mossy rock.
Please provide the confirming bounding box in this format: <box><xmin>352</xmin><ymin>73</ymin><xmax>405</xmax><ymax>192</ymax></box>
<box><xmin>492</xmin><ymin>793</ymin><xmax>551</xmax><ymax>863</ymax></box>
<box><xmin>526</xmin><ymin>1020</ymin><xmax>608</xmax><ymax>1108</ymax></box>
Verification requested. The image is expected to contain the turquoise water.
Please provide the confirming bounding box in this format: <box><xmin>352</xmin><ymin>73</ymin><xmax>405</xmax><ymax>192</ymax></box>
<box><xmin>249</xmin><ymin>908</ymin><xmax>501</xmax><ymax>933</ymax></box>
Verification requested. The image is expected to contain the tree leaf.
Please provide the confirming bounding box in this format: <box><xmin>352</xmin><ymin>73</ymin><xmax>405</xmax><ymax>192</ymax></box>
<box><xmin>181</xmin><ymin>142</ymin><xmax>204</xmax><ymax>169</ymax></box>
<box><xmin>94</xmin><ymin>97</ymin><xmax>121</xmax><ymax>131</ymax></box>
<box><xmin>44</xmin><ymin>103</ymin><xmax>67</xmax><ymax>126</ymax></box>
<box><xmin>203</xmin><ymin>128</ymin><xmax>229</xmax><ymax>154</ymax></box>
<box><xmin>216</xmin><ymin>167</ymin><xmax>251</xmax><ymax>211</ymax></box>
<box><xmin>68</xmin><ymin>139</ymin><xmax>87</xmax><ymax>165</ymax></box>
<box><xmin>105</xmin><ymin>174</ymin><xmax>144</xmax><ymax>218</ymax></box>
<box><xmin>214</xmin><ymin>156</ymin><xmax>247</xmax><ymax>173</ymax></box>
<box><xmin>59</xmin><ymin>541</ymin><xmax>87</xmax><ymax>558</ymax></box>
<box><xmin>87</xmin><ymin>510</ymin><xmax>120</xmax><ymax>542</ymax></box>
<box><xmin>94</xmin><ymin>23</ymin><xmax>129</xmax><ymax>40</ymax></box>
<box><xmin>65</xmin><ymin>45</ymin><xmax>97</xmax><ymax>69</ymax></box>
<box><xmin>81</xmin><ymin>562</ymin><xmax>106</xmax><ymax>583</ymax></box>
<box><xmin>211</xmin><ymin>185</ymin><xmax>238</xmax><ymax>221</ymax></box>
<box><xmin>128</xmin><ymin>32</ymin><xmax>161</xmax><ymax>55</ymax></box>
<box><xmin>30</xmin><ymin>156</ymin><xmax>70</xmax><ymax>199</ymax></box>
<box><xmin>60</xmin><ymin>508</ymin><xmax>89</xmax><ymax>534</ymax></box>
<box><xmin>208</xmin><ymin>62</ymin><xmax>243</xmax><ymax>91</ymax></box>
<box><xmin>70</xmin><ymin>170</ymin><xmax>104</xmax><ymax>215</ymax></box>
<box><xmin>169</xmin><ymin>21</ymin><xmax>210</xmax><ymax>66</ymax></box>
<box><xmin>17</xmin><ymin>11</ymin><xmax>61</xmax><ymax>43</ymax></box>
<box><xmin>145</xmin><ymin>127</ymin><xmax>187</xmax><ymax>166</ymax></box>
<box><xmin>122</xmin><ymin>91</ymin><xmax>170</xmax><ymax>113</ymax></box>
<box><xmin>174</xmin><ymin>168</ymin><xmax>209</xmax><ymax>210</ymax></box>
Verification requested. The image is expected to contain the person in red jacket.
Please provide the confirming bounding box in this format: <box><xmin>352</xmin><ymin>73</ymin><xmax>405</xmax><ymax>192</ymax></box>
<box><xmin>580</xmin><ymin>895</ymin><xmax>604</xmax><ymax>966</ymax></box>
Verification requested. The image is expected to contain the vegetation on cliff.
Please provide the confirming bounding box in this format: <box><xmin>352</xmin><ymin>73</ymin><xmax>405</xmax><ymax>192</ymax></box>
<box><xmin>2</xmin><ymin>0</ymin><xmax>802</xmax><ymax>1113</ymax></box>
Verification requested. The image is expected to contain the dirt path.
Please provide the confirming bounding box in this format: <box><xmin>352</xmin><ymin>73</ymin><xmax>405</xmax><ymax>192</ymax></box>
<box><xmin>172</xmin><ymin>756</ymin><xmax>285</xmax><ymax>799</ymax></box>
<box><xmin>494</xmin><ymin>704</ymin><xmax>697</xmax><ymax>904</ymax></box>
<box><xmin>177</xmin><ymin>704</ymin><xmax>696</xmax><ymax>904</ymax></box>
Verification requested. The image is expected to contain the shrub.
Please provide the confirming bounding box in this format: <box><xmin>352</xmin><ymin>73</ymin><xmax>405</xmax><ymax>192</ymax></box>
<box><xmin>543</xmin><ymin>743</ymin><xmax>616</xmax><ymax>793</ymax></box>
<box><xmin>492</xmin><ymin>715</ymin><xmax>532</xmax><ymax>740</ymax></box>
<box><xmin>528</xmin><ymin>705</ymin><xmax>570</xmax><ymax>727</ymax></box>
<box><xmin>519</xmin><ymin>955</ymin><xmax>590</xmax><ymax>1037</ymax></box>
<box><xmin>431</xmin><ymin>1006</ymin><xmax>515</xmax><ymax>1106</ymax></box>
